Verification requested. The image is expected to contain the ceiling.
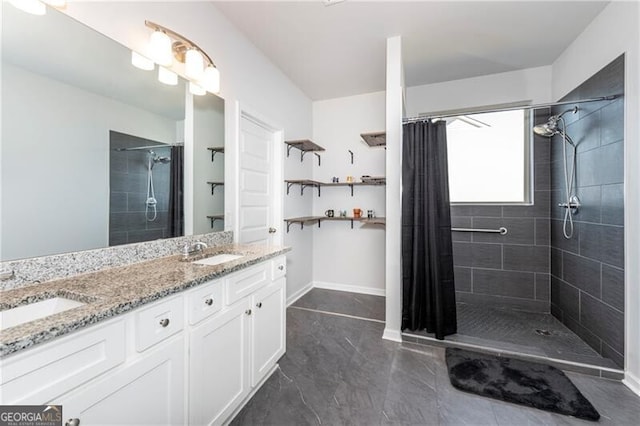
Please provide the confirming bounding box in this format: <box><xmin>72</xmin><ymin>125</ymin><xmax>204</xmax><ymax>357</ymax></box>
<box><xmin>213</xmin><ymin>1</ymin><xmax>608</xmax><ymax>101</ymax></box>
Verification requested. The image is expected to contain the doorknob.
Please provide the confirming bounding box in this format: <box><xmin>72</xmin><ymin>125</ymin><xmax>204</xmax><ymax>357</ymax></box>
<box><xmin>268</xmin><ymin>227</ymin><xmax>277</xmax><ymax>234</ymax></box>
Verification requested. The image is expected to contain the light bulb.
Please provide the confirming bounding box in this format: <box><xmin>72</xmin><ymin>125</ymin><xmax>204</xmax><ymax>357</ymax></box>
<box><xmin>189</xmin><ymin>82</ymin><xmax>206</xmax><ymax>96</ymax></box>
<box><xmin>185</xmin><ymin>49</ymin><xmax>204</xmax><ymax>80</ymax></box>
<box><xmin>202</xmin><ymin>66</ymin><xmax>220</xmax><ymax>94</ymax></box>
<box><xmin>131</xmin><ymin>51</ymin><xmax>154</xmax><ymax>71</ymax></box>
<box><xmin>158</xmin><ymin>67</ymin><xmax>178</xmax><ymax>85</ymax></box>
<box><xmin>8</xmin><ymin>0</ymin><xmax>46</xmax><ymax>15</ymax></box>
<box><xmin>149</xmin><ymin>30</ymin><xmax>173</xmax><ymax>66</ymax></box>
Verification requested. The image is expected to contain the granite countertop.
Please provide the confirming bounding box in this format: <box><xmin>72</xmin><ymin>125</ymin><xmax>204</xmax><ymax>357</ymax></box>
<box><xmin>0</xmin><ymin>244</ymin><xmax>290</xmax><ymax>358</ymax></box>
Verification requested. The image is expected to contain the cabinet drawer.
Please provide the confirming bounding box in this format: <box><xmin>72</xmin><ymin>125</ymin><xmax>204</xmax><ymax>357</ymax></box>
<box><xmin>225</xmin><ymin>263</ymin><xmax>268</xmax><ymax>305</ymax></box>
<box><xmin>271</xmin><ymin>256</ymin><xmax>287</xmax><ymax>280</ymax></box>
<box><xmin>187</xmin><ymin>279</ymin><xmax>223</xmax><ymax>325</ymax></box>
<box><xmin>0</xmin><ymin>319</ymin><xmax>125</xmax><ymax>405</ymax></box>
<box><xmin>135</xmin><ymin>296</ymin><xmax>184</xmax><ymax>352</ymax></box>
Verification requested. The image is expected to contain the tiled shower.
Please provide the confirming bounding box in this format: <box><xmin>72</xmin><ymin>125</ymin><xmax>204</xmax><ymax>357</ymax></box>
<box><xmin>447</xmin><ymin>56</ymin><xmax>625</xmax><ymax>369</ymax></box>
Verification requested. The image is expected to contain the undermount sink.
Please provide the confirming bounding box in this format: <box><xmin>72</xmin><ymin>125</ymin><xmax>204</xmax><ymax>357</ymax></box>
<box><xmin>192</xmin><ymin>254</ymin><xmax>244</xmax><ymax>266</ymax></box>
<box><xmin>0</xmin><ymin>297</ymin><xmax>86</xmax><ymax>331</ymax></box>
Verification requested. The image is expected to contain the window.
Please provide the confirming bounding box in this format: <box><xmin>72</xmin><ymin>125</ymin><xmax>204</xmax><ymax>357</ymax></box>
<box><xmin>444</xmin><ymin>109</ymin><xmax>531</xmax><ymax>204</ymax></box>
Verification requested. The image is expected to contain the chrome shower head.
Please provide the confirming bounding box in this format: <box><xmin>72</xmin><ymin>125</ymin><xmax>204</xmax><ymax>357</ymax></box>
<box><xmin>532</xmin><ymin>106</ymin><xmax>578</xmax><ymax>142</ymax></box>
<box><xmin>154</xmin><ymin>156</ymin><xmax>170</xmax><ymax>164</ymax></box>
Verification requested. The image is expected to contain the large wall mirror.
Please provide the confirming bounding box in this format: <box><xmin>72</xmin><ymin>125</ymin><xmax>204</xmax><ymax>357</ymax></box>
<box><xmin>1</xmin><ymin>4</ymin><xmax>225</xmax><ymax>261</ymax></box>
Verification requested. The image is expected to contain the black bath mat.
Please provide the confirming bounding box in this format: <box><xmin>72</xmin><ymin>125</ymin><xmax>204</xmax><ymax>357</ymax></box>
<box><xmin>445</xmin><ymin>347</ymin><xmax>600</xmax><ymax>421</ymax></box>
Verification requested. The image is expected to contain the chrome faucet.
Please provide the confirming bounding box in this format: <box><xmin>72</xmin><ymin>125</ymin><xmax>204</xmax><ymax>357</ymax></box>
<box><xmin>182</xmin><ymin>241</ymin><xmax>208</xmax><ymax>259</ymax></box>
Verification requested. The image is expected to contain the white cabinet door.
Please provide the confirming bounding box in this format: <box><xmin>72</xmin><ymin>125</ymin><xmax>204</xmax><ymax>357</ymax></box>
<box><xmin>56</xmin><ymin>336</ymin><xmax>185</xmax><ymax>426</ymax></box>
<box><xmin>189</xmin><ymin>300</ymin><xmax>251</xmax><ymax>426</ymax></box>
<box><xmin>250</xmin><ymin>278</ymin><xmax>285</xmax><ymax>387</ymax></box>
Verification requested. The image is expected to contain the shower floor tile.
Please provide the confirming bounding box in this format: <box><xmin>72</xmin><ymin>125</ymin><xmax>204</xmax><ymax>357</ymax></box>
<box><xmin>411</xmin><ymin>303</ymin><xmax>619</xmax><ymax>369</ymax></box>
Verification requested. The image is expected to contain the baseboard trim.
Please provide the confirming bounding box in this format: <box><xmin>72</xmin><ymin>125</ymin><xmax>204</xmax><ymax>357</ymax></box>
<box><xmin>623</xmin><ymin>371</ymin><xmax>640</xmax><ymax>396</ymax></box>
<box><xmin>312</xmin><ymin>281</ymin><xmax>385</xmax><ymax>297</ymax></box>
<box><xmin>382</xmin><ymin>327</ymin><xmax>402</xmax><ymax>342</ymax></box>
<box><xmin>286</xmin><ymin>282</ymin><xmax>313</xmax><ymax>307</ymax></box>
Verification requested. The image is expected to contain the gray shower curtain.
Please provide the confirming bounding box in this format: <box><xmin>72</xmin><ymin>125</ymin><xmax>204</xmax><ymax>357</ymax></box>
<box><xmin>168</xmin><ymin>145</ymin><xmax>184</xmax><ymax>238</ymax></box>
<box><xmin>402</xmin><ymin>120</ymin><xmax>457</xmax><ymax>339</ymax></box>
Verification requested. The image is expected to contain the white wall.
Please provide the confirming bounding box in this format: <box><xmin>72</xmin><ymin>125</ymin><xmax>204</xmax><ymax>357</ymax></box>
<box><xmin>63</xmin><ymin>1</ymin><xmax>314</xmax><ymax>299</ymax></box>
<box><xmin>405</xmin><ymin>66</ymin><xmax>552</xmax><ymax>117</ymax></box>
<box><xmin>192</xmin><ymin>94</ymin><xmax>225</xmax><ymax>235</ymax></box>
<box><xmin>1</xmin><ymin>63</ymin><xmax>177</xmax><ymax>260</ymax></box>
<box><xmin>311</xmin><ymin>91</ymin><xmax>386</xmax><ymax>295</ymax></box>
<box><xmin>551</xmin><ymin>0</ymin><xmax>640</xmax><ymax>395</ymax></box>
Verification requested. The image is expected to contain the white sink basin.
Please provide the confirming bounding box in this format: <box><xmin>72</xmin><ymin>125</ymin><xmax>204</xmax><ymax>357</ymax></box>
<box><xmin>192</xmin><ymin>254</ymin><xmax>244</xmax><ymax>266</ymax></box>
<box><xmin>0</xmin><ymin>297</ymin><xmax>86</xmax><ymax>331</ymax></box>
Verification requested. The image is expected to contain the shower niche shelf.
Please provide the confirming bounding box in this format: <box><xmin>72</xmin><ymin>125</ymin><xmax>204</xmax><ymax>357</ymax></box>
<box><xmin>284</xmin><ymin>216</ymin><xmax>386</xmax><ymax>232</ymax></box>
<box><xmin>207</xmin><ymin>147</ymin><xmax>224</xmax><ymax>162</ymax></box>
<box><xmin>285</xmin><ymin>139</ymin><xmax>325</xmax><ymax>166</ymax></box>
<box><xmin>207</xmin><ymin>181</ymin><xmax>224</xmax><ymax>195</ymax></box>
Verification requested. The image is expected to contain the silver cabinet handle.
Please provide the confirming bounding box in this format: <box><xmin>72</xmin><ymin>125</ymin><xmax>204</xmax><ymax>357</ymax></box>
<box><xmin>159</xmin><ymin>318</ymin><xmax>170</xmax><ymax>327</ymax></box>
<box><xmin>256</xmin><ymin>302</ymin><xmax>263</xmax><ymax>308</ymax></box>
<box><xmin>278</xmin><ymin>265</ymin><xmax>284</xmax><ymax>271</ymax></box>
<box><xmin>245</xmin><ymin>309</ymin><xmax>252</xmax><ymax>315</ymax></box>
<box><xmin>205</xmin><ymin>298</ymin><xmax>214</xmax><ymax>306</ymax></box>
<box><xmin>66</xmin><ymin>419</ymin><xmax>80</xmax><ymax>426</ymax></box>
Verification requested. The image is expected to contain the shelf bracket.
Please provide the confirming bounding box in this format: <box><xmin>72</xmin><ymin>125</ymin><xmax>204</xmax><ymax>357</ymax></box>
<box><xmin>348</xmin><ymin>150</ymin><xmax>354</xmax><ymax>164</ymax></box>
<box><xmin>209</xmin><ymin>183</ymin><xmax>223</xmax><ymax>195</ymax></box>
<box><xmin>210</xmin><ymin>151</ymin><xmax>219</xmax><ymax>162</ymax></box>
<box><xmin>350</xmin><ymin>219</ymin><xmax>354</xmax><ymax>229</ymax></box>
<box><xmin>287</xmin><ymin>144</ymin><xmax>295</xmax><ymax>157</ymax></box>
<box><xmin>314</xmin><ymin>153</ymin><xmax>321</xmax><ymax>166</ymax></box>
<box><xmin>208</xmin><ymin>217</ymin><xmax>224</xmax><ymax>228</ymax></box>
<box><xmin>286</xmin><ymin>182</ymin><xmax>294</xmax><ymax>195</ymax></box>
<box><xmin>349</xmin><ymin>184</ymin><xmax>354</xmax><ymax>197</ymax></box>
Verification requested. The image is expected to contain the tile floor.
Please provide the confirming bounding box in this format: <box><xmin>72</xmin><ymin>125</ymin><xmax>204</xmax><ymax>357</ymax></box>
<box><xmin>231</xmin><ymin>289</ymin><xmax>640</xmax><ymax>425</ymax></box>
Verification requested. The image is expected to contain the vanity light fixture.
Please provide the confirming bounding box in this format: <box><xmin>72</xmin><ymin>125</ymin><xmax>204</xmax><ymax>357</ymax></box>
<box><xmin>8</xmin><ymin>0</ymin><xmax>46</xmax><ymax>15</ymax></box>
<box><xmin>143</xmin><ymin>20</ymin><xmax>221</xmax><ymax>94</ymax></box>
<box><xmin>131</xmin><ymin>51</ymin><xmax>155</xmax><ymax>71</ymax></box>
<box><xmin>158</xmin><ymin>66</ymin><xmax>178</xmax><ymax>86</ymax></box>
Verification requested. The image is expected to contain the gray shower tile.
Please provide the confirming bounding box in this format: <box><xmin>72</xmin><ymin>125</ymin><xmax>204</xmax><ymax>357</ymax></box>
<box><xmin>534</xmin><ymin>161</ymin><xmax>550</xmax><ymax>190</ymax></box>
<box><xmin>455</xmin><ymin>292</ymin><xmax>547</xmax><ymax>312</ymax></box>
<box><xmin>502</xmin><ymin>191</ymin><xmax>549</xmax><ymax>218</ymax></box>
<box><xmin>452</xmin><ymin>242</ymin><xmax>502</xmax><ymax>269</ymax></box>
<box><xmin>578</xmin><ymin>54</ymin><xmax>625</xmax><ymax>99</ymax></box>
<box><xmin>108</xmin><ymin>231</ymin><xmax>128</xmax><ymax>246</ymax></box>
<box><xmin>550</xmin><ymin>189</ymin><xmax>564</xmax><ymax>220</ymax></box>
<box><xmin>450</xmin><ymin>217</ymin><xmax>472</xmax><ymax>242</ymax></box>
<box><xmin>503</xmin><ymin>245</ymin><xmax>549</xmax><ymax>273</ymax></box>
<box><xmin>551</xmin><ymin>248</ymin><xmax>563</xmax><ymax>278</ymax></box>
<box><xmin>454</xmin><ymin>267</ymin><xmax>471</xmax><ymax>292</ymax></box>
<box><xmin>562</xmin><ymin>252</ymin><xmax>601</xmax><ymax>299</ymax></box>
<box><xmin>533</xmin><ymin>138</ymin><xmax>551</xmax><ymax>164</ymax></box>
<box><xmin>579</xmin><ymin>223</ymin><xmax>624</xmax><ymax>268</ymax></box>
<box><xmin>601</xmin><ymin>341</ymin><xmax>624</xmax><ymax>368</ymax></box>
<box><xmin>472</xmin><ymin>218</ymin><xmax>534</xmax><ymax>245</ymax></box>
<box><xmin>127</xmin><ymin>229</ymin><xmax>165</xmax><ymax>244</ymax></box>
<box><xmin>450</xmin><ymin>205</ymin><xmax>502</xmax><ymax>217</ymax></box>
<box><xmin>580</xmin><ymin>292</ymin><xmax>624</xmax><ymax>355</ymax></box>
<box><xmin>535</xmin><ymin>273</ymin><xmax>550</xmax><ymax>301</ymax></box>
<box><xmin>601</xmin><ymin>264</ymin><xmax>625</xmax><ymax>312</ymax></box>
<box><xmin>600</xmin><ymin>97</ymin><xmax>624</xmax><ymax>146</ymax></box>
<box><xmin>561</xmin><ymin>314</ymin><xmax>602</xmax><ymax>357</ymax></box>
<box><xmin>551</xmin><ymin>276</ymin><xmax>580</xmax><ymax>321</ymax></box>
<box><xmin>575</xmin><ymin>185</ymin><xmax>601</xmax><ymax>223</ymax></box>
<box><xmin>550</xmin><ymin>303</ymin><xmax>563</xmax><ymax>322</ymax></box>
<box><xmin>551</xmin><ymin>219</ymin><xmax>579</xmax><ymax>254</ymax></box>
<box><xmin>110</xmin><ymin>192</ymin><xmax>127</xmax><ymax>213</ymax></box>
<box><xmin>472</xmin><ymin>269</ymin><xmax>535</xmax><ymax>299</ymax></box>
<box><xmin>109</xmin><ymin>151</ymin><xmax>129</xmax><ymax>173</ymax></box>
<box><xmin>569</xmin><ymin>109</ymin><xmax>601</xmax><ymax>154</ymax></box>
<box><xmin>109</xmin><ymin>211</ymin><xmax>147</xmax><ymax>233</ymax></box>
<box><xmin>578</xmin><ymin>141</ymin><xmax>623</xmax><ymax>187</ymax></box>
<box><xmin>535</xmin><ymin>218</ymin><xmax>550</xmax><ymax>246</ymax></box>
<box><xmin>127</xmin><ymin>192</ymin><xmax>147</xmax><ymax>212</ymax></box>
<box><xmin>601</xmin><ymin>183</ymin><xmax>624</xmax><ymax>226</ymax></box>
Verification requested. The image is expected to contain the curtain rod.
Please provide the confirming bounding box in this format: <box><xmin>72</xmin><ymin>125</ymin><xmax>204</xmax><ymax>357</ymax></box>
<box><xmin>402</xmin><ymin>95</ymin><xmax>620</xmax><ymax>124</ymax></box>
<box><xmin>114</xmin><ymin>143</ymin><xmax>183</xmax><ymax>152</ymax></box>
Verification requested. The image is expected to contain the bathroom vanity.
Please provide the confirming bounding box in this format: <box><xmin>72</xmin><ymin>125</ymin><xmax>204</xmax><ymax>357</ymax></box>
<box><xmin>0</xmin><ymin>244</ymin><xmax>289</xmax><ymax>426</ymax></box>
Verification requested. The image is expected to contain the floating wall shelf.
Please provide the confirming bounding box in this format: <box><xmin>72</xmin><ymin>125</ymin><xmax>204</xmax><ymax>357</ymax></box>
<box><xmin>285</xmin><ymin>178</ymin><xmax>385</xmax><ymax>197</ymax></box>
<box><xmin>284</xmin><ymin>139</ymin><xmax>325</xmax><ymax>166</ymax></box>
<box><xmin>360</xmin><ymin>132</ymin><xmax>386</xmax><ymax>147</ymax></box>
<box><xmin>207</xmin><ymin>147</ymin><xmax>224</xmax><ymax>162</ymax></box>
<box><xmin>207</xmin><ymin>181</ymin><xmax>224</xmax><ymax>195</ymax></box>
<box><xmin>206</xmin><ymin>215</ymin><xmax>224</xmax><ymax>228</ymax></box>
<box><xmin>284</xmin><ymin>216</ymin><xmax>386</xmax><ymax>232</ymax></box>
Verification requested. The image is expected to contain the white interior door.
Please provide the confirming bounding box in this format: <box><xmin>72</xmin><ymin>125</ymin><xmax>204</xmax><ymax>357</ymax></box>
<box><xmin>238</xmin><ymin>113</ymin><xmax>280</xmax><ymax>245</ymax></box>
